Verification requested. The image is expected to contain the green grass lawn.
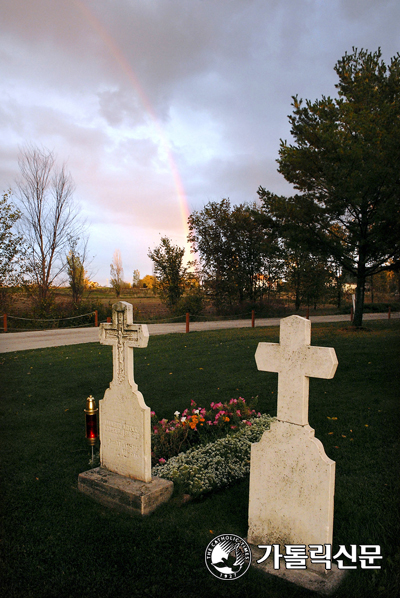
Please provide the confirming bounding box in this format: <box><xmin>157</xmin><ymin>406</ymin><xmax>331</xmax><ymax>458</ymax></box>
<box><xmin>0</xmin><ymin>321</ymin><xmax>399</xmax><ymax>598</ymax></box>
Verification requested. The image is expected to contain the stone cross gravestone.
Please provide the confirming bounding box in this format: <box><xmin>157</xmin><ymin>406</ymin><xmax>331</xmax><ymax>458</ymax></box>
<box><xmin>248</xmin><ymin>315</ymin><xmax>338</xmax><ymax>552</ymax></box>
<box><xmin>78</xmin><ymin>301</ymin><xmax>173</xmax><ymax>515</ymax></box>
<box><xmin>255</xmin><ymin>315</ymin><xmax>337</xmax><ymax>426</ymax></box>
<box><xmin>99</xmin><ymin>301</ymin><xmax>151</xmax><ymax>481</ymax></box>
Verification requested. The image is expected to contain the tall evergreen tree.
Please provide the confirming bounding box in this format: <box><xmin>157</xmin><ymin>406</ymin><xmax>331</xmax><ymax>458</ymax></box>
<box><xmin>268</xmin><ymin>48</ymin><xmax>400</xmax><ymax>326</ymax></box>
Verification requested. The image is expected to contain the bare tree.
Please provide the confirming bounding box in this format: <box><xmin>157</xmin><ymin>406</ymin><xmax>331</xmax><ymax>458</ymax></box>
<box><xmin>16</xmin><ymin>145</ymin><xmax>85</xmax><ymax>306</ymax></box>
<box><xmin>110</xmin><ymin>249</ymin><xmax>124</xmax><ymax>297</ymax></box>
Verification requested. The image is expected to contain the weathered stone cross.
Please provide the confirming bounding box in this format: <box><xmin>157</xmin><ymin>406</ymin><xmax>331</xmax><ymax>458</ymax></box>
<box><xmin>100</xmin><ymin>301</ymin><xmax>149</xmax><ymax>389</ymax></box>
<box><xmin>255</xmin><ymin>315</ymin><xmax>338</xmax><ymax>425</ymax></box>
<box><xmin>248</xmin><ymin>315</ymin><xmax>338</xmax><ymax>550</ymax></box>
<box><xmin>78</xmin><ymin>300</ymin><xmax>173</xmax><ymax>514</ymax></box>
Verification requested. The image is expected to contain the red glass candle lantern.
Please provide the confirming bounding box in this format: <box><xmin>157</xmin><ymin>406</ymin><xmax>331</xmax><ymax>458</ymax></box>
<box><xmin>84</xmin><ymin>395</ymin><xmax>98</xmax><ymax>446</ymax></box>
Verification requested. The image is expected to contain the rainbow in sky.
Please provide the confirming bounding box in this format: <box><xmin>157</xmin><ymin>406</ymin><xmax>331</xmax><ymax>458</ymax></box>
<box><xmin>73</xmin><ymin>0</ymin><xmax>191</xmax><ymax>246</ymax></box>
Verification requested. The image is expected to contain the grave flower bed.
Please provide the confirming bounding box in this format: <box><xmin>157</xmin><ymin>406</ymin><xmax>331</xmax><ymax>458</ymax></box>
<box><xmin>152</xmin><ymin>414</ymin><xmax>274</xmax><ymax>497</ymax></box>
<box><xmin>150</xmin><ymin>397</ymin><xmax>261</xmax><ymax>465</ymax></box>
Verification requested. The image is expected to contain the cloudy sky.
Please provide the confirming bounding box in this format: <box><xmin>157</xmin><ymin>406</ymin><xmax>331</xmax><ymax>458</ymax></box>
<box><xmin>1</xmin><ymin>0</ymin><xmax>399</xmax><ymax>285</ymax></box>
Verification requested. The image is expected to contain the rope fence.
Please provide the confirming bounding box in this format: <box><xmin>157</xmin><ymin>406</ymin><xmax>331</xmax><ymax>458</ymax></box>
<box><xmin>137</xmin><ymin>311</ymin><xmax>255</xmax><ymax>325</ymax></box>
<box><xmin>1</xmin><ymin>309</ymin><xmax>258</xmax><ymax>332</ymax></box>
<box><xmin>1</xmin><ymin>311</ymin><xmax>99</xmax><ymax>333</ymax></box>
<box><xmin>7</xmin><ymin>312</ymin><xmax>95</xmax><ymax>321</ymax></box>
<box><xmin>1</xmin><ymin>305</ymin><xmax>394</xmax><ymax>333</ymax></box>
<box><xmin>182</xmin><ymin>311</ymin><xmax>255</xmax><ymax>320</ymax></box>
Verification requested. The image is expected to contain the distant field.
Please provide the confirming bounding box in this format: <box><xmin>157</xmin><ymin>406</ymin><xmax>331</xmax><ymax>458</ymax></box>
<box><xmin>5</xmin><ymin>287</ymin><xmax>171</xmax><ymax>320</ymax></box>
<box><xmin>68</xmin><ymin>288</ymin><xmax>171</xmax><ymax>319</ymax></box>
<box><xmin>2</xmin><ymin>286</ymin><xmax>398</xmax><ymax>325</ymax></box>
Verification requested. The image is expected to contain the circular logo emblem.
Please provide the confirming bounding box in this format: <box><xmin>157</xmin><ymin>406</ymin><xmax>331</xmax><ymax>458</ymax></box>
<box><xmin>205</xmin><ymin>534</ymin><xmax>252</xmax><ymax>580</ymax></box>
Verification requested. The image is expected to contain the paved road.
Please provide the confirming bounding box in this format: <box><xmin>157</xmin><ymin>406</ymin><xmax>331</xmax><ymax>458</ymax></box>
<box><xmin>0</xmin><ymin>312</ymin><xmax>397</xmax><ymax>353</ymax></box>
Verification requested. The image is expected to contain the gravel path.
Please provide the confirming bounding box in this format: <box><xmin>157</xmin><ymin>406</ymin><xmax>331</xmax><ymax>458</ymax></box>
<box><xmin>0</xmin><ymin>311</ymin><xmax>397</xmax><ymax>354</ymax></box>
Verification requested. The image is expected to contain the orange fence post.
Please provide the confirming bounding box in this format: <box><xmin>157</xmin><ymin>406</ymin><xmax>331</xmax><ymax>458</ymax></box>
<box><xmin>251</xmin><ymin>310</ymin><xmax>255</xmax><ymax>328</ymax></box>
<box><xmin>3</xmin><ymin>313</ymin><xmax>7</xmax><ymax>333</ymax></box>
<box><xmin>186</xmin><ymin>312</ymin><xmax>190</xmax><ymax>333</ymax></box>
<box><xmin>107</xmin><ymin>316</ymin><xmax>111</xmax><ymax>323</ymax></box>
<box><xmin>94</xmin><ymin>310</ymin><xmax>98</xmax><ymax>327</ymax></box>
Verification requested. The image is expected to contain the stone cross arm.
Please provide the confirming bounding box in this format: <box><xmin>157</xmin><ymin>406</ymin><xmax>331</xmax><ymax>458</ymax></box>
<box><xmin>255</xmin><ymin>316</ymin><xmax>338</xmax><ymax>425</ymax></box>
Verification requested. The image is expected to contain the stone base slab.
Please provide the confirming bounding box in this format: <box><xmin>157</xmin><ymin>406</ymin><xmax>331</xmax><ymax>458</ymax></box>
<box><xmin>250</xmin><ymin>544</ymin><xmax>348</xmax><ymax>596</ymax></box>
<box><xmin>78</xmin><ymin>467</ymin><xmax>173</xmax><ymax>516</ymax></box>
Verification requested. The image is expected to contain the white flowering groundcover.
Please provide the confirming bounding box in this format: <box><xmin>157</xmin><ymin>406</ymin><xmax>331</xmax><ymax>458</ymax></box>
<box><xmin>152</xmin><ymin>414</ymin><xmax>274</xmax><ymax>497</ymax></box>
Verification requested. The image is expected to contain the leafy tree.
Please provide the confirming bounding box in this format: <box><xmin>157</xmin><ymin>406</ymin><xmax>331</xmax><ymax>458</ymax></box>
<box><xmin>148</xmin><ymin>237</ymin><xmax>187</xmax><ymax>309</ymax></box>
<box><xmin>0</xmin><ymin>191</ymin><xmax>27</xmax><ymax>287</ymax></box>
<box><xmin>272</xmin><ymin>48</ymin><xmax>400</xmax><ymax>326</ymax></box>
<box><xmin>188</xmin><ymin>199</ymin><xmax>280</xmax><ymax>308</ymax></box>
<box><xmin>284</xmin><ymin>244</ymin><xmax>316</xmax><ymax>311</ymax></box>
<box><xmin>325</xmin><ymin>225</ymin><xmax>347</xmax><ymax>308</ymax></box>
<box><xmin>132</xmin><ymin>269</ymin><xmax>140</xmax><ymax>288</ymax></box>
<box><xmin>140</xmin><ymin>274</ymin><xmax>157</xmax><ymax>289</ymax></box>
<box><xmin>188</xmin><ymin>199</ymin><xmax>236</xmax><ymax>305</ymax></box>
<box><xmin>368</xmin><ymin>270</ymin><xmax>399</xmax><ymax>303</ymax></box>
<box><xmin>66</xmin><ymin>238</ymin><xmax>86</xmax><ymax>304</ymax></box>
<box><xmin>229</xmin><ymin>203</ymin><xmax>278</xmax><ymax>302</ymax></box>
<box><xmin>0</xmin><ymin>190</ymin><xmax>29</xmax><ymax>309</ymax></box>
<box><xmin>257</xmin><ymin>189</ymin><xmax>334</xmax><ymax>310</ymax></box>
<box><xmin>300</xmin><ymin>258</ymin><xmax>332</xmax><ymax>310</ymax></box>
<box><xmin>15</xmin><ymin>145</ymin><xmax>85</xmax><ymax>308</ymax></box>
<box><xmin>110</xmin><ymin>249</ymin><xmax>124</xmax><ymax>297</ymax></box>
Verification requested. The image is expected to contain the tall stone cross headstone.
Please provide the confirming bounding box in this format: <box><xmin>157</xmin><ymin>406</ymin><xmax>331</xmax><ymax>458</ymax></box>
<box><xmin>99</xmin><ymin>301</ymin><xmax>151</xmax><ymax>482</ymax></box>
<box><xmin>248</xmin><ymin>315</ymin><xmax>338</xmax><ymax>554</ymax></box>
<box><xmin>78</xmin><ymin>300</ymin><xmax>173</xmax><ymax>515</ymax></box>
